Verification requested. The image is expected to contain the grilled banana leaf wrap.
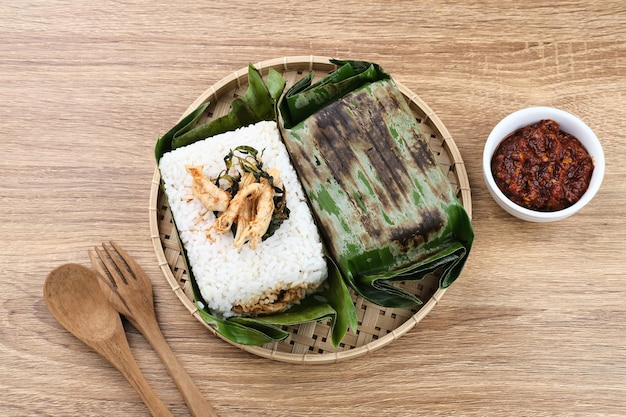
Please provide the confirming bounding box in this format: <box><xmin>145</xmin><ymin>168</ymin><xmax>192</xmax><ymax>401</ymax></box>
<box><xmin>279</xmin><ymin>60</ymin><xmax>474</xmax><ymax>308</ymax></box>
<box><xmin>155</xmin><ymin>65</ymin><xmax>357</xmax><ymax>346</ymax></box>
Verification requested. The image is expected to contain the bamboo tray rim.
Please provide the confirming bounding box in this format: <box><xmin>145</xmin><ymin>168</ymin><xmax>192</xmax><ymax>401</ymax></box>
<box><xmin>149</xmin><ymin>56</ymin><xmax>472</xmax><ymax>364</ymax></box>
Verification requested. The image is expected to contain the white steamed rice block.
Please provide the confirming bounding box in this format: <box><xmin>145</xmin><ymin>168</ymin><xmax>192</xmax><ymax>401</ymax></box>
<box><xmin>158</xmin><ymin>121</ymin><xmax>328</xmax><ymax>318</ymax></box>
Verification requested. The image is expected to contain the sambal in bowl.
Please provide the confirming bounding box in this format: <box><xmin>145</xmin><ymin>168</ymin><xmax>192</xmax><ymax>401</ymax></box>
<box><xmin>483</xmin><ymin>106</ymin><xmax>604</xmax><ymax>222</ymax></box>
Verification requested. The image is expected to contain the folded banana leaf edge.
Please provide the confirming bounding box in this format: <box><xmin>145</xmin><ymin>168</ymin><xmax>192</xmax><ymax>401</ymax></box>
<box><xmin>279</xmin><ymin>59</ymin><xmax>474</xmax><ymax>309</ymax></box>
<box><xmin>155</xmin><ymin>64</ymin><xmax>357</xmax><ymax>346</ymax></box>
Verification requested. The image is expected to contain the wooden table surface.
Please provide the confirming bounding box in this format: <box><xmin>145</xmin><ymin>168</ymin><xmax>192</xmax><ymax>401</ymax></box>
<box><xmin>2</xmin><ymin>1</ymin><xmax>625</xmax><ymax>416</ymax></box>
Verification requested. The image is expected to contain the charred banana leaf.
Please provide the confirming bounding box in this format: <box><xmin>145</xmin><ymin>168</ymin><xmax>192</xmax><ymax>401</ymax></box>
<box><xmin>279</xmin><ymin>59</ymin><xmax>474</xmax><ymax>308</ymax></box>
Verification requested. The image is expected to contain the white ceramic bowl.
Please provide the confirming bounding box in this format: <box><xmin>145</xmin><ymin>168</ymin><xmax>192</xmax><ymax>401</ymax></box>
<box><xmin>483</xmin><ymin>106</ymin><xmax>605</xmax><ymax>222</ymax></box>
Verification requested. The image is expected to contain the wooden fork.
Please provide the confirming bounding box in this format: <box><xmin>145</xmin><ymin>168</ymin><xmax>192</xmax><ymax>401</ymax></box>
<box><xmin>89</xmin><ymin>241</ymin><xmax>218</xmax><ymax>417</ymax></box>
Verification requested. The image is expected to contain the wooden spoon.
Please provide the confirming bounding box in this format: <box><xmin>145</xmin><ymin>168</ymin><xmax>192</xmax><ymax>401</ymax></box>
<box><xmin>43</xmin><ymin>263</ymin><xmax>174</xmax><ymax>417</ymax></box>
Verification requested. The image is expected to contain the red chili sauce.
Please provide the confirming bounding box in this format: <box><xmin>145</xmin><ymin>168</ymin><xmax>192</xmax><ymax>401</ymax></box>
<box><xmin>491</xmin><ymin>119</ymin><xmax>594</xmax><ymax>212</ymax></box>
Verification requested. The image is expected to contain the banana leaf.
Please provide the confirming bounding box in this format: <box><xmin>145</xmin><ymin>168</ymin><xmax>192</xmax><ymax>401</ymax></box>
<box><xmin>155</xmin><ymin>65</ymin><xmax>285</xmax><ymax>161</ymax></box>
<box><xmin>278</xmin><ymin>59</ymin><xmax>474</xmax><ymax>308</ymax></box>
<box><xmin>236</xmin><ymin>255</ymin><xmax>355</xmax><ymax>347</ymax></box>
<box><xmin>155</xmin><ymin>64</ymin><xmax>357</xmax><ymax>346</ymax></box>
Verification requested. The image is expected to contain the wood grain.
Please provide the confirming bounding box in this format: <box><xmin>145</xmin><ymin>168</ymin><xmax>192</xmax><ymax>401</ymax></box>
<box><xmin>2</xmin><ymin>1</ymin><xmax>626</xmax><ymax>416</ymax></box>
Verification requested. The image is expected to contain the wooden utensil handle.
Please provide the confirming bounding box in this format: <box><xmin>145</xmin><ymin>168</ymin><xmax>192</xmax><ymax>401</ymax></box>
<box><xmin>133</xmin><ymin>317</ymin><xmax>219</xmax><ymax>417</ymax></box>
<box><xmin>104</xmin><ymin>341</ymin><xmax>175</xmax><ymax>417</ymax></box>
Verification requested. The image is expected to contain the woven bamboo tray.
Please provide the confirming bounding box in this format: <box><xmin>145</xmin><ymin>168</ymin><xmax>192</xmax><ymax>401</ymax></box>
<box><xmin>149</xmin><ymin>56</ymin><xmax>472</xmax><ymax>364</ymax></box>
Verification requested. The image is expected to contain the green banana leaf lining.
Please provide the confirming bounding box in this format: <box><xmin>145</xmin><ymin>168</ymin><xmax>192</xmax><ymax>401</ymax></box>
<box><xmin>155</xmin><ymin>65</ymin><xmax>356</xmax><ymax>346</ymax></box>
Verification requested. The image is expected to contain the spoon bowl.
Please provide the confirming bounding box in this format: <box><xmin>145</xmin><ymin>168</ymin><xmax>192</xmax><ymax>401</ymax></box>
<box><xmin>44</xmin><ymin>263</ymin><xmax>118</xmax><ymax>342</ymax></box>
<box><xmin>43</xmin><ymin>263</ymin><xmax>174</xmax><ymax>417</ymax></box>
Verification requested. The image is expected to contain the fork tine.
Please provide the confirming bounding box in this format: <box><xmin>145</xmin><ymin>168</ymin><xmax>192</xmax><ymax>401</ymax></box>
<box><xmin>92</xmin><ymin>244</ymin><xmax>127</xmax><ymax>288</ymax></box>
<box><xmin>108</xmin><ymin>241</ymin><xmax>144</xmax><ymax>282</ymax></box>
<box><xmin>88</xmin><ymin>248</ymin><xmax>109</xmax><ymax>284</ymax></box>
<box><xmin>100</xmin><ymin>241</ymin><xmax>135</xmax><ymax>284</ymax></box>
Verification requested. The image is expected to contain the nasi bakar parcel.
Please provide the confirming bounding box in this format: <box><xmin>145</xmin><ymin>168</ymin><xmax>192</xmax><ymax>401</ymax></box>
<box><xmin>279</xmin><ymin>59</ymin><xmax>474</xmax><ymax>308</ymax></box>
